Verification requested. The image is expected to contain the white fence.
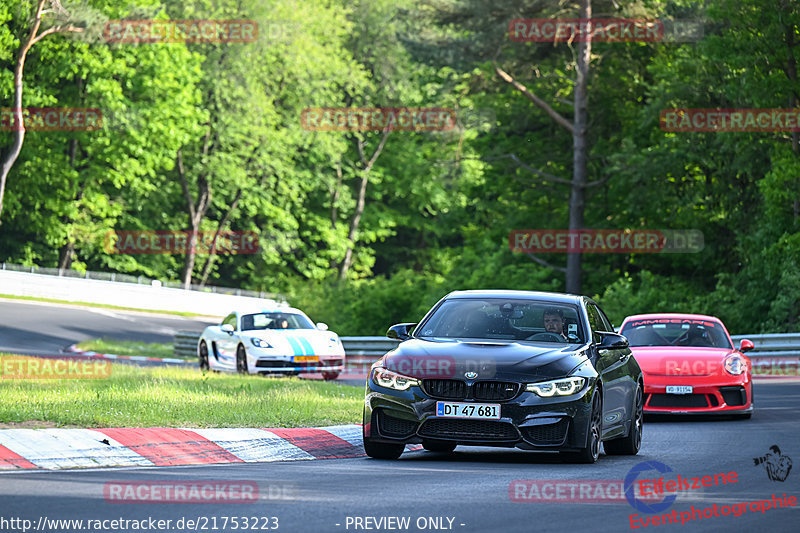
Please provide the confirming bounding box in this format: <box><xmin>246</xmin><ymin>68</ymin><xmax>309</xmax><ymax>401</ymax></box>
<box><xmin>0</xmin><ymin>269</ymin><xmax>283</xmax><ymax>316</ymax></box>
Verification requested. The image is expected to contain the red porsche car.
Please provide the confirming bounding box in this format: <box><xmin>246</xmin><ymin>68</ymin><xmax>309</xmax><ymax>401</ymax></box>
<box><xmin>618</xmin><ymin>313</ymin><xmax>754</xmax><ymax>418</ymax></box>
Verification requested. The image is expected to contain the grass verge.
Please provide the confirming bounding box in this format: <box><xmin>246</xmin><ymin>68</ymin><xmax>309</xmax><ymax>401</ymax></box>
<box><xmin>75</xmin><ymin>338</ymin><xmax>183</xmax><ymax>360</ymax></box>
<box><xmin>0</xmin><ymin>354</ymin><xmax>362</xmax><ymax>428</ymax></box>
<box><xmin>0</xmin><ymin>294</ymin><xmax>215</xmax><ymax>318</ymax></box>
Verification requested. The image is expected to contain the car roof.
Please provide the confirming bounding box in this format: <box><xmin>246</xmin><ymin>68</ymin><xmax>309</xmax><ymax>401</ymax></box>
<box><xmin>444</xmin><ymin>289</ymin><xmax>585</xmax><ymax>305</ymax></box>
<box><xmin>235</xmin><ymin>306</ymin><xmax>304</xmax><ymax>315</ymax></box>
<box><xmin>621</xmin><ymin>313</ymin><xmax>724</xmax><ymax>323</ymax></box>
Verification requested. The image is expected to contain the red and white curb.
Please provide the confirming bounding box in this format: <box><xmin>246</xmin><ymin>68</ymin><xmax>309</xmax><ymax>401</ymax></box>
<box><xmin>65</xmin><ymin>344</ymin><xmax>193</xmax><ymax>365</ymax></box>
<box><xmin>0</xmin><ymin>424</ymin><xmax>422</xmax><ymax>470</ymax></box>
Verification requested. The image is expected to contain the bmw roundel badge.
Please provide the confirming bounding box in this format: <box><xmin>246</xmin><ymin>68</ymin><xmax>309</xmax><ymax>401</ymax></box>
<box><xmin>464</xmin><ymin>371</ymin><xmax>478</xmax><ymax>379</ymax></box>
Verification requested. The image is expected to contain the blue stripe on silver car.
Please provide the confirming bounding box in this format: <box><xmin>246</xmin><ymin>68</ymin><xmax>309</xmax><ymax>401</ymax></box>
<box><xmin>286</xmin><ymin>337</ymin><xmax>303</xmax><ymax>356</ymax></box>
<box><xmin>297</xmin><ymin>337</ymin><xmax>314</xmax><ymax>355</ymax></box>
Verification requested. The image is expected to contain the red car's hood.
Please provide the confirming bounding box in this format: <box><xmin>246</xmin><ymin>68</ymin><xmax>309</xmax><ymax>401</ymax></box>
<box><xmin>629</xmin><ymin>346</ymin><xmax>739</xmax><ymax>376</ymax></box>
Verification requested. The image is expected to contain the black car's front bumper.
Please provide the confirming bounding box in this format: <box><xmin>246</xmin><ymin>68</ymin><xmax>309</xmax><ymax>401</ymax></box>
<box><xmin>364</xmin><ymin>376</ymin><xmax>596</xmax><ymax>451</ymax></box>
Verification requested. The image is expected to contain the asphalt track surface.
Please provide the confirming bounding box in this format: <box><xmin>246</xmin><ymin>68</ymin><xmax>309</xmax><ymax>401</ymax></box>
<box><xmin>1</xmin><ymin>300</ymin><xmax>799</xmax><ymax>532</ymax></box>
<box><xmin>0</xmin><ymin>299</ymin><xmax>217</xmax><ymax>357</ymax></box>
<box><xmin>1</xmin><ymin>382</ymin><xmax>798</xmax><ymax>532</ymax></box>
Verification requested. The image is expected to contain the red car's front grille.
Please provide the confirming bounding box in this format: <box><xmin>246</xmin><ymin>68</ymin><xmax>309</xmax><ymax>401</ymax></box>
<box><xmin>720</xmin><ymin>386</ymin><xmax>747</xmax><ymax>406</ymax></box>
<box><xmin>647</xmin><ymin>393</ymin><xmax>710</xmax><ymax>408</ymax></box>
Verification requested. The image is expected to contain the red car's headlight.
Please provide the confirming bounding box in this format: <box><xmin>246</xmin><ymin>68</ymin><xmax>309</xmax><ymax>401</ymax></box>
<box><xmin>724</xmin><ymin>355</ymin><xmax>746</xmax><ymax>375</ymax></box>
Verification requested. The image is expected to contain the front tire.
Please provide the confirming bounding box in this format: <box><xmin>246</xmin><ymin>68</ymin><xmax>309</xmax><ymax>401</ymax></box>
<box><xmin>236</xmin><ymin>345</ymin><xmax>248</xmax><ymax>374</ymax></box>
<box><xmin>362</xmin><ymin>410</ymin><xmax>404</xmax><ymax>459</ymax></box>
<box><xmin>605</xmin><ymin>384</ymin><xmax>643</xmax><ymax>455</ymax></box>
<box><xmin>322</xmin><ymin>372</ymin><xmax>340</xmax><ymax>381</ymax></box>
<box><xmin>735</xmin><ymin>385</ymin><xmax>754</xmax><ymax>419</ymax></box>
<box><xmin>198</xmin><ymin>341</ymin><xmax>209</xmax><ymax>370</ymax></box>
<box><xmin>363</xmin><ymin>436</ymin><xmax>405</xmax><ymax>459</ymax></box>
<box><xmin>561</xmin><ymin>390</ymin><xmax>602</xmax><ymax>464</ymax></box>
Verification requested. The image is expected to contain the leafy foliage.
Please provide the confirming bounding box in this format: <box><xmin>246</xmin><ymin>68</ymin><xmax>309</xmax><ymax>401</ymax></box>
<box><xmin>0</xmin><ymin>0</ymin><xmax>798</xmax><ymax>335</ymax></box>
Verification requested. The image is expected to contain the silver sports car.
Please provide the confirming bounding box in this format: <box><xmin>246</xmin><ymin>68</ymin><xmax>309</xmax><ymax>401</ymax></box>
<box><xmin>198</xmin><ymin>306</ymin><xmax>346</xmax><ymax>380</ymax></box>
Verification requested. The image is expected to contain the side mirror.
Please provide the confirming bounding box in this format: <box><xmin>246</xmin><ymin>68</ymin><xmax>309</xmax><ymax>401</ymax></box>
<box><xmin>221</xmin><ymin>324</ymin><xmax>235</xmax><ymax>334</ymax></box>
<box><xmin>739</xmin><ymin>339</ymin><xmax>754</xmax><ymax>353</ymax></box>
<box><xmin>387</xmin><ymin>323</ymin><xmax>417</xmax><ymax>341</ymax></box>
<box><xmin>597</xmin><ymin>331</ymin><xmax>629</xmax><ymax>351</ymax></box>
<box><xmin>316</xmin><ymin>322</ymin><xmax>329</xmax><ymax>331</ymax></box>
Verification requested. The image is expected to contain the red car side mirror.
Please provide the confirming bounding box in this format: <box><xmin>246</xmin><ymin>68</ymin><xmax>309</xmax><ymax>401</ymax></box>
<box><xmin>739</xmin><ymin>339</ymin><xmax>755</xmax><ymax>353</ymax></box>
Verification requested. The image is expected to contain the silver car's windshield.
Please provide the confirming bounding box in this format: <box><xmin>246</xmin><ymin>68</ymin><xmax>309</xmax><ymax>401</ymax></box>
<box><xmin>240</xmin><ymin>312</ymin><xmax>315</xmax><ymax>331</ymax></box>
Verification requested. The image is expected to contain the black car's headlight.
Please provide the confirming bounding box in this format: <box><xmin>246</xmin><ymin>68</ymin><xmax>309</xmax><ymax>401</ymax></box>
<box><xmin>372</xmin><ymin>367</ymin><xmax>419</xmax><ymax>391</ymax></box>
<box><xmin>250</xmin><ymin>338</ymin><xmax>273</xmax><ymax>349</ymax></box>
<box><xmin>526</xmin><ymin>377</ymin><xmax>586</xmax><ymax>397</ymax></box>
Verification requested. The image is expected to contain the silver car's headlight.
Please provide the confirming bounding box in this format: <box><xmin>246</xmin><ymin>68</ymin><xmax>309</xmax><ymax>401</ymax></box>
<box><xmin>250</xmin><ymin>337</ymin><xmax>273</xmax><ymax>349</ymax></box>
<box><xmin>724</xmin><ymin>355</ymin><xmax>746</xmax><ymax>375</ymax></box>
<box><xmin>328</xmin><ymin>336</ymin><xmax>342</xmax><ymax>349</ymax></box>
<box><xmin>526</xmin><ymin>377</ymin><xmax>586</xmax><ymax>397</ymax></box>
<box><xmin>372</xmin><ymin>367</ymin><xmax>419</xmax><ymax>391</ymax></box>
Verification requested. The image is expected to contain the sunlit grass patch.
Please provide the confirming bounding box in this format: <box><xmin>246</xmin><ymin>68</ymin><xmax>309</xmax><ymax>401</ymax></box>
<box><xmin>75</xmin><ymin>338</ymin><xmax>178</xmax><ymax>359</ymax></box>
<box><xmin>0</xmin><ymin>354</ymin><xmax>362</xmax><ymax>428</ymax></box>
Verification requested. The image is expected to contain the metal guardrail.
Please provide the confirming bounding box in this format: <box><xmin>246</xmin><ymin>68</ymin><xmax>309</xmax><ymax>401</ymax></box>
<box><xmin>731</xmin><ymin>334</ymin><xmax>800</xmax><ymax>358</ymax></box>
<box><xmin>339</xmin><ymin>336</ymin><xmax>400</xmax><ymax>360</ymax></box>
<box><xmin>174</xmin><ymin>331</ymin><xmax>201</xmax><ymax>358</ymax></box>
<box><xmin>174</xmin><ymin>332</ymin><xmax>800</xmax><ymax>364</ymax></box>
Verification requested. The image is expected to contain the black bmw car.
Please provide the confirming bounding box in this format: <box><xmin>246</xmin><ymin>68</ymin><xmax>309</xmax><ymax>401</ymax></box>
<box><xmin>362</xmin><ymin>290</ymin><xmax>644</xmax><ymax>463</ymax></box>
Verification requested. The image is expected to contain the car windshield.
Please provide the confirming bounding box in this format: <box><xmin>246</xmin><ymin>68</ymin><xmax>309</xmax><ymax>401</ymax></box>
<box><xmin>239</xmin><ymin>312</ymin><xmax>315</xmax><ymax>331</ymax></box>
<box><xmin>416</xmin><ymin>298</ymin><xmax>585</xmax><ymax>343</ymax></box>
<box><xmin>621</xmin><ymin>318</ymin><xmax>732</xmax><ymax>349</ymax></box>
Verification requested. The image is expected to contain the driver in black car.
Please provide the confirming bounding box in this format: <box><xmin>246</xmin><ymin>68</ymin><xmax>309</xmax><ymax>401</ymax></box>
<box><xmin>543</xmin><ymin>307</ymin><xmax>568</xmax><ymax>341</ymax></box>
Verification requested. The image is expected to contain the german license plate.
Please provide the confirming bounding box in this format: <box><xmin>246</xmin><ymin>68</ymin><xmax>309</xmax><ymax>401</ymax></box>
<box><xmin>293</xmin><ymin>355</ymin><xmax>319</xmax><ymax>362</ymax></box>
<box><xmin>666</xmin><ymin>385</ymin><xmax>692</xmax><ymax>394</ymax></box>
<box><xmin>436</xmin><ymin>402</ymin><xmax>500</xmax><ymax>419</ymax></box>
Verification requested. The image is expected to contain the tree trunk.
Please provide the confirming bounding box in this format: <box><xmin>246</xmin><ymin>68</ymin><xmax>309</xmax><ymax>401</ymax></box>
<box><xmin>330</xmin><ymin>162</ymin><xmax>343</xmax><ymax>229</ymax></box>
<box><xmin>0</xmin><ymin>0</ymin><xmax>46</xmax><ymax>222</ymax></box>
<box><xmin>338</xmin><ymin>130</ymin><xmax>391</xmax><ymax>279</ymax></box>
<box><xmin>177</xmin><ymin>148</ymin><xmax>212</xmax><ymax>289</ymax></box>
<box><xmin>566</xmin><ymin>0</ymin><xmax>592</xmax><ymax>295</ymax></box>
<box><xmin>58</xmin><ymin>136</ymin><xmax>81</xmax><ymax>270</ymax></box>
<box><xmin>199</xmin><ymin>188</ymin><xmax>242</xmax><ymax>287</ymax></box>
<box><xmin>0</xmin><ymin>0</ymin><xmax>82</xmax><ymax>222</ymax></box>
<box><xmin>338</xmin><ymin>171</ymin><xmax>368</xmax><ymax>279</ymax></box>
<box><xmin>494</xmin><ymin>0</ymin><xmax>593</xmax><ymax>294</ymax></box>
<box><xmin>785</xmin><ymin>17</ymin><xmax>799</xmax><ymax>220</ymax></box>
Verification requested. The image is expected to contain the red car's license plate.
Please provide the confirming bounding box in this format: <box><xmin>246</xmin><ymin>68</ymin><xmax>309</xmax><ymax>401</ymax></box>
<box><xmin>666</xmin><ymin>385</ymin><xmax>693</xmax><ymax>394</ymax></box>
